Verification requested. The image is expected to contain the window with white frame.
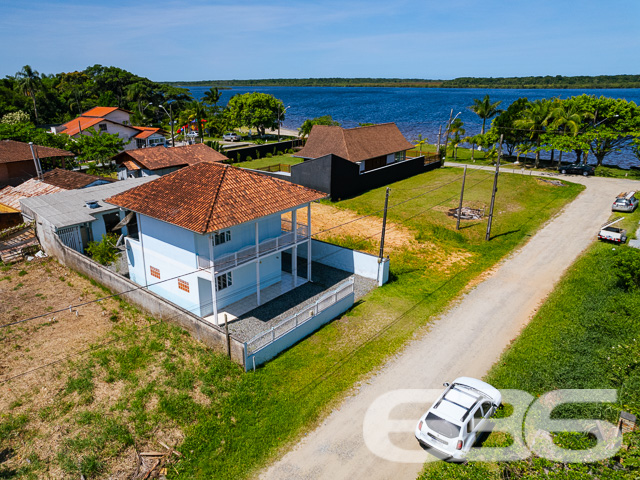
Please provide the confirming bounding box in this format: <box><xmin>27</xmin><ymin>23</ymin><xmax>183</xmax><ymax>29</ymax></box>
<box><xmin>214</xmin><ymin>230</ymin><xmax>231</xmax><ymax>245</ymax></box>
<box><xmin>394</xmin><ymin>151</ymin><xmax>405</xmax><ymax>162</ymax></box>
<box><xmin>216</xmin><ymin>272</ymin><xmax>232</xmax><ymax>291</ymax></box>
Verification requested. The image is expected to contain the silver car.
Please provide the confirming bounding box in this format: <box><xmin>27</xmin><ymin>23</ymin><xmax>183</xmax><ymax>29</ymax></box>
<box><xmin>612</xmin><ymin>192</ymin><xmax>638</xmax><ymax>212</ymax></box>
<box><xmin>223</xmin><ymin>132</ymin><xmax>242</xmax><ymax>142</ymax></box>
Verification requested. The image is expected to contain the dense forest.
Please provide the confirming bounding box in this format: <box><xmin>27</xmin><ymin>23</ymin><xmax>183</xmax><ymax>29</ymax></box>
<box><xmin>165</xmin><ymin>74</ymin><xmax>640</xmax><ymax>89</ymax></box>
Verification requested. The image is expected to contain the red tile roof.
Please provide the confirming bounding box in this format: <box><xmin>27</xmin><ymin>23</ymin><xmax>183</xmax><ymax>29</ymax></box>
<box><xmin>114</xmin><ymin>143</ymin><xmax>227</xmax><ymax>171</ymax></box>
<box><xmin>40</xmin><ymin>168</ymin><xmax>114</xmax><ymax>189</ymax></box>
<box><xmin>297</xmin><ymin>123</ymin><xmax>414</xmax><ymax>163</ymax></box>
<box><xmin>133</xmin><ymin>127</ymin><xmax>165</xmax><ymax>139</ymax></box>
<box><xmin>82</xmin><ymin>106</ymin><xmax>122</xmax><ymax>117</ymax></box>
<box><xmin>106</xmin><ymin>162</ymin><xmax>326</xmax><ymax>233</ymax></box>
<box><xmin>58</xmin><ymin>116</ymin><xmax>106</xmax><ymax>136</ymax></box>
<box><xmin>0</xmin><ymin>140</ymin><xmax>74</xmax><ymax>164</ymax></box>
<box><xmin>0</xmin><ymin>182</ymin><xmax>65</xmax><ymax>210</ymax></box>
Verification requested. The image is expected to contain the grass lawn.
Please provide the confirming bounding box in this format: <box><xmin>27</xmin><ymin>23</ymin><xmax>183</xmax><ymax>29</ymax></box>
<box><xmin>418</xmin><ymin>207</ymin><xmax>640</xmax><ymax>479</ymax></box>
<box><xmin>234</xmin><ymin>154</ymin><xmax>303</xmax><ymax>170</ymax></box>
<box><xmin>0</xmin><ymin>167</ymin><xmax>583</xmax><ymax>479</ymax></box>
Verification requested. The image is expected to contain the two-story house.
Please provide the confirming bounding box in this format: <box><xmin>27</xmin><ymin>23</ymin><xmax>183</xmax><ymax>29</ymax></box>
<box><xmin>106</xmin><ymin>162</ymin><xmax>326</xmax><ymax>324</ymax></box>
<box><xmin>52</xmin><ymin>107</ymin><xmax>166</xmax><ymax>151</ymax></box>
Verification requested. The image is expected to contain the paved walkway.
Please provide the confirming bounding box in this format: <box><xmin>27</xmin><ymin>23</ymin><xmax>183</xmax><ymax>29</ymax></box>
<box><xmin>259</xmin><ymin>171</ymin><xmax>640</xmax><ymax>480</ymax></box>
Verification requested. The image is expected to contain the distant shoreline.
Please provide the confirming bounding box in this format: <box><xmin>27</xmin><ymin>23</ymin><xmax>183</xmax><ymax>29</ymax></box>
<box><xmin>163</xmin><ymin>75</ymin><xmax>640</xmax><ymax>89</ymax></box>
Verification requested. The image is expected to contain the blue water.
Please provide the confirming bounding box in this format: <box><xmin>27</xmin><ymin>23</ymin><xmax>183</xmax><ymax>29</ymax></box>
<box><xmin>186</xmin><ymin>86</ymin><xmax>640</xmax><ymax>168</ymax></box>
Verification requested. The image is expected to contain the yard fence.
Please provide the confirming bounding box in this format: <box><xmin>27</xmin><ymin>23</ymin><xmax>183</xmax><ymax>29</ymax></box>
<box><xmin>255</xmin><ymin>163</ymin><xmax>292</xmax><ymax>173</ymax></box>
<box><xmin>244</xmin><ymin>277</ymin><xmax>355</xmax><ymax>370</ymax></box>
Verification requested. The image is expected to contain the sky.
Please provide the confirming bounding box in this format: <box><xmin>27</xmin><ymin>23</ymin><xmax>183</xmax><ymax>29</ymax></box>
<box><xmin>1</xmin><ymin>0</ymin><xmax>639</xmax><ymax>82</ymax></box>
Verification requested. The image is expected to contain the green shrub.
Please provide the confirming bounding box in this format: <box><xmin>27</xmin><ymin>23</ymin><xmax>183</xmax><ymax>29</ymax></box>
<box><xmin>277</xmin><ymin>150</ymin><xmax>283</xmax><ymax>156</ymax></box>
<box><xmin>266</xmin><ymin>152</ymin><xmax>272</xmax><ymax>158</ymax></box>
<box><xmin>246</xmin><ymin>156</ymin><xmax>252</xmax><ymax>162</ymax></box>
<box><xmin>255</xmin><ymin>150</ymin><xmax>261</xmax><ymax>159</ymax></box>
<box><xmin>86</xmin><ymin>233</ymin><xmax>119</xmax><ymax>266</ymax></box>
<box><xmin>614</xmin><ymin>248</ymin><xmax>640</xmax><ymax>290</ymax></box>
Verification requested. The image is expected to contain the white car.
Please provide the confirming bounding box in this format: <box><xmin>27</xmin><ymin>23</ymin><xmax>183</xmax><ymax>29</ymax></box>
<box><xmin>415</xmin><ymin>377</ymin><xmax>501</xmax><ymax>461</ymax></box>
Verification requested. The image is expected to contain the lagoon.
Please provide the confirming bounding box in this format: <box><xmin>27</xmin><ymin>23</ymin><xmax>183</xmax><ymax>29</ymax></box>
<box><xmin>186</xmin><ymin>86</ymin><xmax>640</xmax><ymax>168</ymax></box>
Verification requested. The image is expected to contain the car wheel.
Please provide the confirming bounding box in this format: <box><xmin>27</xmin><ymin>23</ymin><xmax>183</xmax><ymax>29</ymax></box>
<box><xmin>583</xmin><ymin>171</ymin><xmax>589</xmax><ymax>176</ymax></box>
<box><xmin>561</xmin><ymin>169</ymin><xmax>567</xmax><ymax>174</ymax></box>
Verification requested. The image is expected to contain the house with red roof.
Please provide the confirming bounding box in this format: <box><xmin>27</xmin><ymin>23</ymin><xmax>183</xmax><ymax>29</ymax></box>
<box><xmin>290</xmin><ymin>123</ymin><xmax>440</xmax><ymax>199</ymax></box>
<box><xmin>113</xmin><ymin>143</ymin><xmax>228</xmax><ymax>179</ymax></box>
<box><xmin>106</xmin><ymin>162</ymin><xmax>328</xmax><ymax>325</ymax></box>
<box><xmin>51</xmin><ymin>107</ymin><xmax>167</xmax><ymax>151</ymax></box>
<box><xmin>0</xmin><ymin>139</ymin><xmax>75</xmax><ymax>187</ymax></box>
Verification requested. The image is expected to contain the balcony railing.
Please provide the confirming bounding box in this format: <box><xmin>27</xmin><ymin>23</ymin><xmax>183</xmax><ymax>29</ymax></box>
<box><xmin>198</xmin><ymin>229</ymin><xmax>309</xmax><ymax>274</ymax></box>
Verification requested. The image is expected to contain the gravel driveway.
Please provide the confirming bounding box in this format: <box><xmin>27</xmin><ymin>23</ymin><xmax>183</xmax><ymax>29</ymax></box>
<box><xmin>259</xmin><ymin>170</ymin><xmax>640</xmax><ymax>480</ymax></box>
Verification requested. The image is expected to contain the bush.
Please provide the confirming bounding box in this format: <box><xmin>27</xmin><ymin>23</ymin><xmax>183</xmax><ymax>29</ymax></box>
<box><xmin>266</xmin><ymin>153</ymin><xmax>272</xmax><ymax>158</ymax></box>
<box><xmin>277</xmin><ymin>151</ymin><xmax>283</xmax><ymax>156</ymax></box>
<box><xmin>614</xmin><ymin>248</ymin><xmax>640</xmax><ymax>290</ymax></box>
<box><xmin>255</xmin><ymin>151</ymin><xmax>261</xmax><ymax>159</ymax></box>
<box><xmin>86</xmin><ymin>233</ymin><xmax>119</xmax><ymax>265</ymax></box>
<box><xmin>246</xmin><ymin>156</ymin><xmax>252</xmax><ymax>162</ymax></box>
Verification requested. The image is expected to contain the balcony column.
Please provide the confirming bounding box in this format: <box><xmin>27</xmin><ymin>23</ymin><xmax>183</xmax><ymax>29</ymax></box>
<box><xmin>255</xmin><ymin>222</ymin><xmax>261</xmax><ymax>306</ymax></box>
<box><xmin>292</xmin><ymin>209</ymin><xmax>297</xmax><ymax>287</ymax></box>
<box><xmin>209</xmin><ymin>234</ymin><xmax>219</xmax><ymax>325</ymax></box>
<box><xmin>307</xmin><ymin>203</ymin><xmax>312</xmax><ymax>281</ymax></box>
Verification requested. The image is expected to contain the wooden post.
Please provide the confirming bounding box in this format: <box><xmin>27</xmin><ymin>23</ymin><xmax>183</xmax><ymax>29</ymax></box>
<box><xmin>485</xmin><ymin>134</ymin><xmax>504</xmax><ymax>241</ymax></box>
<box><xmin>456</xmin><ymin>165</ymin><xmax>467</xmax><ymax>231</ymax></box>
<box><xmin>225</xmin><ymin>313</ymin><xmax>231</xmax><ymax>358</ymax></box>
<box><xmin>436</xmin><ymin>125</ymin><xmax>443</xmax><ymax>159</ymax></box>
<box><xmin>379</xmin><ymin>188</ymin><xmax>390</xmax><ymax>261</ymax></box>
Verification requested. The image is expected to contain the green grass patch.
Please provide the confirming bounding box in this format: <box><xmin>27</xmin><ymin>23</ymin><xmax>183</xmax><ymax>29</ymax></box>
<box><xmin>418</xmin><ymin>206</ymin><xmax>640</xmax><ymax>479</ymax></box>
<box><xmin>234</xmin><ymin>154</ymin><xmax>303</xmax><ymax>170</ymax></box>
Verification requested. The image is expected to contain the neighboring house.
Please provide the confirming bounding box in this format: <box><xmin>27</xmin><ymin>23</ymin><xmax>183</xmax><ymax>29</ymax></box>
<box><xmin>296</xmin><ymin>123</ymin><xmax>414</xmax><ymax>172</ymax></box>
<box><xmin>285</xmin><ymin>123</ymin><xmax>440</xmax><ymax>200</ymax></box>
<box><xmin>106</xmin><ymin>162</ymin><xmax>326</xmax><ymax>324</ymax></box>
<box><xmin>21</xmin><ymin>176</ymin><xmax>157</xmax><ymax>254</ymax></box>
<box><xmin>0</xmin><ymin>140</ymin><xmax>75</xmax><ymax>187</ymax></box>
<box><xmin>51</xmin><ymin>107</ymin><xmax>167</xmax><ymax>151</ymax></box>
<box><xmin>113</xmin><ymin>143</ymin><xmax>228</xmax><ymax>180</ymax></box>
<box><xmin>0</xmin><ymin>168</ymin><xmax>114</xmax><ymax>216</ymax></box>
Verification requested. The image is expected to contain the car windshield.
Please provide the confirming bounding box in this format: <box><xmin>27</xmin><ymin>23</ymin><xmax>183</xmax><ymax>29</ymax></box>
<box><xmin>426</xmin><ymin>412</ymin><xmax>461</xmax><ymax>438</ymax></box>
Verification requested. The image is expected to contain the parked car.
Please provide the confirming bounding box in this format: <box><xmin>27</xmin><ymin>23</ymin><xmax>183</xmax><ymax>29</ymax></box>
<box><xmin>559</xmin><ymin>163</ymin><xmax>595</xmax><ymax>176</ymax></box>
<box><xmin>415</xmin><ymin>377</ymin><xmax>501</xmax><ymax>461</ymax></box>
<box><xmin>223</xmin><ymin>132</ymin><xmax>242</xmax><ymax>142</ymax></box>
<box><xmin>612</xmin><ymin>192</ymin><xmax>639</xmax><ymax>212</ymax></box>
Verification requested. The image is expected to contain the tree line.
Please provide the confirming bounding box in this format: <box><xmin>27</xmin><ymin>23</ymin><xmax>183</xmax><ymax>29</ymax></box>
<box><xmin>163</xmin><ymin>75</ymin><xmax>640</xmax><ymax>89</ymax></box>
<box><xmin>455</xmin><ymin>94</ymin><xmax>640</xmax><ymax>168</ymax></box>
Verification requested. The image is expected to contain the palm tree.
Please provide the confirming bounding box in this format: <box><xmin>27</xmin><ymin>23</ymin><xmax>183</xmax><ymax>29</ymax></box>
<box><xmin>469</xmin><ymin>94</ymin><xmax>502</xmax><ymax>134</ymax></box>
<box><xmin>126</xmin><ymin>82</ymin><xmax>151</xmax><ymax>116</ymax></box>
<box><xmin>202</xmin><ymin>87</ymin><xmax>222</xmax><ymax>111</ymax></box>
<box><xmin>548</xmin><ymin>101</ymin><xmax>593</xmax><ymax>168</ymax></box>
<box><xmin>15</xmin><ymin>65</ymin><xmax>42</xmax><ymax>123</ymax></box>
<box><xmin>514</xmin><ymin>99</ymin><xmax>553</xmax><ymax>168</ymax></box>
<box><xmin>449</xmin><ymin>119</ymin><xmax>465</xmax><ymax>161</ymax></box>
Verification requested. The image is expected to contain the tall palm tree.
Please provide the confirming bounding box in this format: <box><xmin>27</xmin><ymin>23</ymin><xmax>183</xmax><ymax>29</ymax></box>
<box><xmin>203</xmin><ymin>87</ymin><xmax>222</xmax><ymax>110</ymax></box>
<box><xmin>15</xmin><ymin>65</ymin><xmax>42</xmax><ymax>123</ymax></box>
<box><xmin>126</xmin><ymin>82</ymin><xmax>151</xmax><ymax>116</ymax></box>
<box><xmin>469</xmin><ymin>94</ymin><xmax>502</xmax><ymax>134</ymax></box>
<box><xmin>548</xmin><ymin>101</ymin><xmax>593</xmax><ymax>168</ymax></box>
<box><xmin>514</xmin><ymin>99</ymin><xmax>553</xmax><ymax>168</ymax></box>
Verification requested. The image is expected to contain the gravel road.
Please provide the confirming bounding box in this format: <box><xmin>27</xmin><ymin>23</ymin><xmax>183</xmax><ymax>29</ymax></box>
<box><xmin>259</xmin><ymin>169</ymin><xmax>640</xmax><ymax>480</ymax></box>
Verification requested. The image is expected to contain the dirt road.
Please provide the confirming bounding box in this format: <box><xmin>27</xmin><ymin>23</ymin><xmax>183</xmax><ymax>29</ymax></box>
<box><xmin>259</xmin><ymin>171</ymin><xmax>640</xmax><ymax>480</ymax></box>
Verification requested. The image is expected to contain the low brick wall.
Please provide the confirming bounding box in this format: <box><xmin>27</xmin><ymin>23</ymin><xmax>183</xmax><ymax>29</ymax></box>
<box><xmin>46</xmin><ymin>232</ymin><xmax>246</xmax><ymax>368</ymax></box>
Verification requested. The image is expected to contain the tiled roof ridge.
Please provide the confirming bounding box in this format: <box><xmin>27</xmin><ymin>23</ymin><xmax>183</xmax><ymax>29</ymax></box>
<box><xmin>203</xmin><ymin>164</ymin><xmax>228</xmax><ymax>233</ymax></box>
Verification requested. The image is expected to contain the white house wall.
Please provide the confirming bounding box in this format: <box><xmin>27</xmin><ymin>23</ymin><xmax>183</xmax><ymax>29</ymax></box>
<box><xmin>102</xmin><ymin>110</ymin><xmax>131</xmax><ymax>124</ymax></box>
<box><xmin>215</xmin><ymin>254</ymin><xmax>281</xmax><ymax>309</ymax></box>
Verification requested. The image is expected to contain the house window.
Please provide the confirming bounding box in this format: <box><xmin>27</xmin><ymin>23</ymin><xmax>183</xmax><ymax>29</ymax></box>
<box><xmin>214</xmin><ymin>230</ymin><xmax>231</xmax><ymax>246</ymax></box>
<box><xmin>136</xmin><ymin>139</ymin><xmax>146</xmax><ymax>149</ymax></box>
<box><xmin>98</xmin><ymin>123</ymin><xmax>107</xmax><ymax>132</ymax></box>
<box><xmin>178</xmin><ymin>278</ymin><xmax>190</xmax><ymax>292</ymax></box>
<box><xmin>216</xmin><ymin>272</ymin><xmax>232</xmax><ymax>291</ymax></box>
<box><xmin>395</xmin><ymin>151</ymin><xmax>405</xmax><ymax>162</ymax></box>
<box><xmin>150</xmin><ymin>266</ymin><xmax>160</xmax><ymax>279</ymax></box>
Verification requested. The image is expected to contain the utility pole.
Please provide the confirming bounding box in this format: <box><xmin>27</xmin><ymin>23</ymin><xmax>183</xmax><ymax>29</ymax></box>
<box><xmin>442</xmin><ymin>109</ymin><xmax>453</xmax><ymax>160</ymax></box>
<box><xmin>485</xmin><ymin>134</ymin><xmax>504</xmax><ymax>241</ymax></box>
<box><xmin>436</xmin><ymin>125</ymin><xmax>443</xmax><ymax>160</ymax></box>
<box><xmin>456</xmin><ymin>165</ymin><xmax>467</xmax><ymax>230</ymax></box>
<box><xmin>379</xmin><ymin>187</ymin><xmax>390</xmax><ymax>261</ymax></box>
